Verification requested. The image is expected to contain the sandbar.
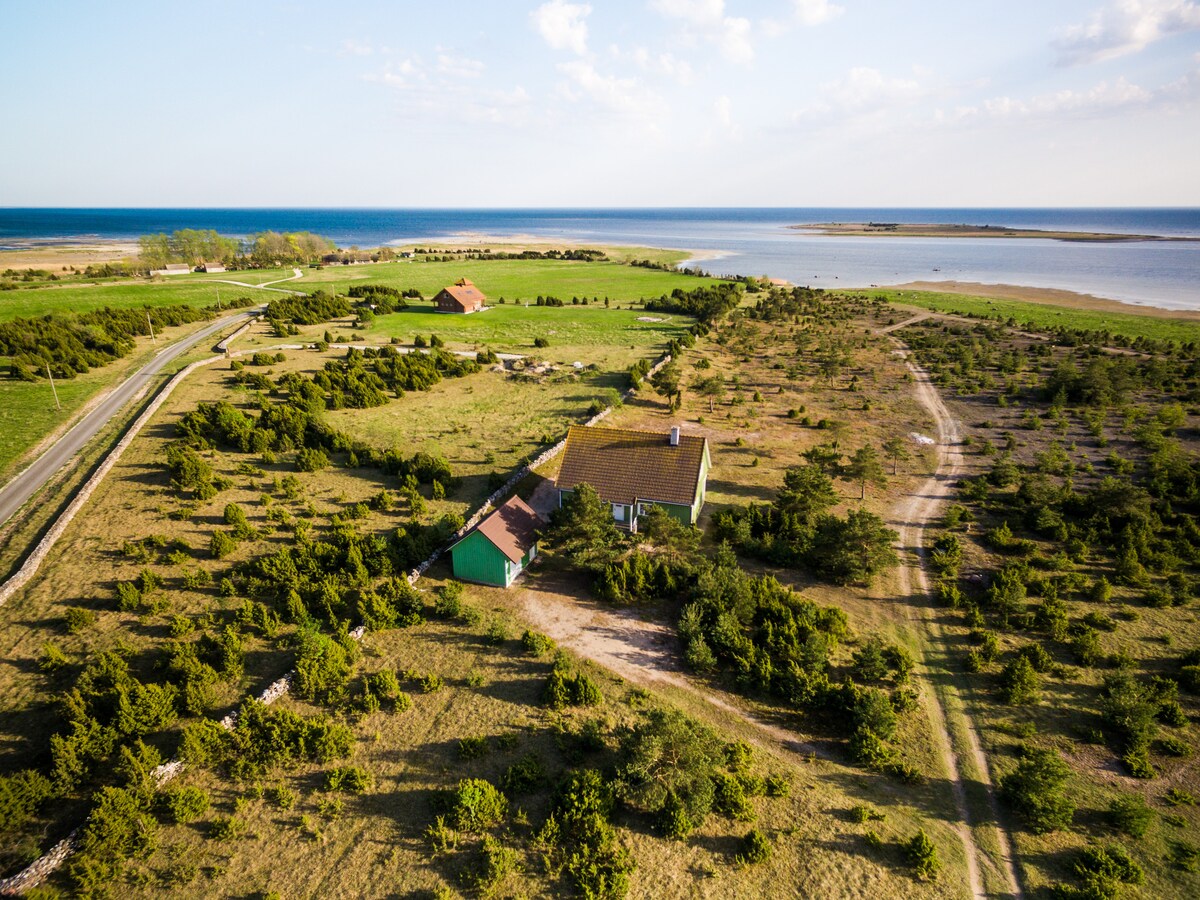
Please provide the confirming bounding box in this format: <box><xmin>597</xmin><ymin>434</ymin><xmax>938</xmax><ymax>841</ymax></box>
<box><xmin>791</xmin><ymin>222</ymin><xmax>1198</xmax><ymax>243</ymax></box>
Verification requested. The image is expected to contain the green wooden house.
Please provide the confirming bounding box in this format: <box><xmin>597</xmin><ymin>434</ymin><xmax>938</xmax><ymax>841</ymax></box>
<box><xmin>449</xmin><ymin>495</ymin><xmax>542</xmax><ymax>588</ymax></box>
<box><xmin>556</xmin><ymin>425</ymin><xmax>710</xmax><ymax>532</ymax></box>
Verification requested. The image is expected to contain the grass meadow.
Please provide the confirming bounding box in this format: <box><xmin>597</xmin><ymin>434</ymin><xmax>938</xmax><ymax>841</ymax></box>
<box><xmin>858</xmin><ymin>288</ymin><xmax>1200</xmax><ymax>345</ymax></box>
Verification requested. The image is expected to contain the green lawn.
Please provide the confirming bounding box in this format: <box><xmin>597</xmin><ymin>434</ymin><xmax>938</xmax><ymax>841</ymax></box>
<box><xmin>286</xmin><ymin>257</ymin><xmax>722</xmax><ymax>301</ymax></box>
<box><xmin>0</xmin><ymin>280</ymin><xmax>253</xmax><ymax>321</ymax></box>
<box><xmin>855</xmin><ymin>288</ymin><xmax>1200</xmax><ymax>344</ymax></box>
<box><xmin>351</xmin><ymin>301</ymin><xmax>690</xmax><ymax>369</ymax></box>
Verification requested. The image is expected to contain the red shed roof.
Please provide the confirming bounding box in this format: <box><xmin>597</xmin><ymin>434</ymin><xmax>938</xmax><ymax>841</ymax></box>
<box><xmin>472</xmin><ymin>495</ymin><xmax>541</xmax><ymax>563</ymax></box>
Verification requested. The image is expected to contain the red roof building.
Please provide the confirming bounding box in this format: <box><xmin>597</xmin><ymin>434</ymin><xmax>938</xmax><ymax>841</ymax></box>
<box><xmin>434</xmin><ymin>278</ymin><xmax>486</xmax><ymax>314</ymax></box>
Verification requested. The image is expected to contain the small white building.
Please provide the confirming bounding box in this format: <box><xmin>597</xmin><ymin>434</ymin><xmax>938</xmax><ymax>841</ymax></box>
<box><xmin>151</xmin><ymin>263</ymin><xmax>193</xmax><ymax>276</ymax></box>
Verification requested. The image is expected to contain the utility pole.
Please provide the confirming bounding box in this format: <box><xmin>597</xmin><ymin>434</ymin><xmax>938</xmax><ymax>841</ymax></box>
<box><xmin>46</xmin><ymin>365</ymin><xmax>61</xmax><ymax>410</ymax></box>
<box><xmin>147</xmin><ymin>311</ymin><xmax>156</xmax><ymax>343</ymax></box>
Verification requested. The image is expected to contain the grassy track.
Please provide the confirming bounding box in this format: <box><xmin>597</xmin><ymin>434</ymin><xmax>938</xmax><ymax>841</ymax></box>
<box><xmin>856</xmin><ymin>288</ymin><xmax>1200</xmax><ymax>344</ymax></box>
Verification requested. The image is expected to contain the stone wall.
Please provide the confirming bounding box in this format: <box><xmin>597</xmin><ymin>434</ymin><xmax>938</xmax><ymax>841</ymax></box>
<box><xmin>0</xmin><ymin>347</ymin><xmax>671</xmax><ymax>894</ymax></box>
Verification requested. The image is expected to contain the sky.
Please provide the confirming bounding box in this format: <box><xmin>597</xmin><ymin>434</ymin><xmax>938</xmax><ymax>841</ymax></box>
<box><xmin>1</xmin><ymin>0</ymin><xmax>1199</xmax><ymax>207</ymax></box>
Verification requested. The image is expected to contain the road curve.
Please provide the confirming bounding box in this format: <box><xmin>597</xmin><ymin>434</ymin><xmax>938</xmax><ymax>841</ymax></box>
<box><xmin>0</xmin><ymin>308</ymin><xmax>258</xmax><ymax>528</ymax></box>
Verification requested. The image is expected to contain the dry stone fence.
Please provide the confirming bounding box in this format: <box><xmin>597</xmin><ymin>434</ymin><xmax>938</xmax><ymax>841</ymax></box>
<box><xmin>0</xmin><ymin>343</ymin><xmax>670</xmax><ymax>894</ymax></box>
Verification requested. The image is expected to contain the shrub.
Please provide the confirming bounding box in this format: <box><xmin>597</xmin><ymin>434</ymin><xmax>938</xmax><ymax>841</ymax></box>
<box><xmin>534</xmin><ymin>336</ymin><xmax>550</xmax><ymax>348</ymax></box>
<box><xmin>736</xmin><ymin>829</ymin><xmax>771</xmax><ymax>864</ymax></box>
<box><xmin>64</xmin><ymin>606</ymin><xmax>97</xmax><ymax>633</ymax></box>
<box><xmin>999</xmin><ymin>744</ymin><xmax>1074</xmax><ymax>834</ymax></box>
<box><xmin>449</xmin><ymin>778</ymin><xmax>507</xmax><ymax>832</ymax></box>
<box><xmin>1108</xmin><ymin>795</ymin><xmax>1154</xmax><ymax>838</ymax></box>
<box><xmin>38</xmin><ymin>642</ymin><xmax>69</xmax><ymax>673</ymax></box>
<box><xmin>325</xmin><ymin>766</ymin><xmax>370</xmax><ymax>794</ymax></box>
<box><xmin>501</xmin><ymin>754</ymin><xmax>545</xmax><ymax>795</ymax></box>
<box><xmin>210</xmin><ymin>530</ymin><xmax>238</xmax><ymax>560</ymax></box>
<box><xmin>905</xmin><ymin>829</ymin><xmax>940</xmax><ymax>881</ymax></box>
<box><xmin>522</xmin><ymin>629</ymin><xmax>555</xmax><ymax>656</ymax></box>
<box><xmin>999</xmin><ymin>657</ymin><xmax>1041</xmax><ymax>705</ymax></box>
<box><xmin>458</xmin><ymin>736</ymin><xmax>489</xmax><ymax>761</ymax></box>
<box><xmin>295</xmin><ymin>447</ymin><xmax>329</xmax><ymax>472</ymax></box>
<box><xmin>434</xmin><ymin>581</ymin><xmax>463</xmax><ymax>618</ymax></box>
<box><xmin>158</xmin><ymin>786</ymin><xmax>209</xmax><ymax>824</ymax></box>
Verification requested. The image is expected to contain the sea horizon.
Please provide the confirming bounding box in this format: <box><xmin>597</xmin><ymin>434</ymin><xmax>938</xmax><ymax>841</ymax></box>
<box><xmin>3</xmin><ymin>207</ymin><xmax>1200</xmax><ymax>311</ymax></box>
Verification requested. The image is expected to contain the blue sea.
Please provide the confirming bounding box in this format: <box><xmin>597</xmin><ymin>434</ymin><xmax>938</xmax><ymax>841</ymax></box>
<box><xmin>2</xmin><ymin>208</ymin><xmax>1199</xmax><ymax>312</ymax></box>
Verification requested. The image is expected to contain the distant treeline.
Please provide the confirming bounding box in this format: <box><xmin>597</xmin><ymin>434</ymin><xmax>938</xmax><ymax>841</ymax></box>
<box><xmin>643</xmin><ymin>283</ymin><xmax>743</xmax><ymax>325</ymax></box>
<box><xmin>1</xmin><ymin>297</ymin><xmax>256</xmax><ymax>380</ymax></box>
<box><xmin>139</xmin><ymin>229</ymin><xmax>336</xmax><ymax>269</ymax></box>
<box><xmin>629</xmin><ymin>258</ymin><xmax>711</xmax><ymax>278</ymax></box>
<box><xmin>409</xmin><ymin>247</ymin><xmax>606</xmax><ymax>262</ymax></box>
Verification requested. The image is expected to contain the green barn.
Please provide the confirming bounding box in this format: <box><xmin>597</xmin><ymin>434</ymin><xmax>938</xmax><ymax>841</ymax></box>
<box><xmin>556</xmin><ymin>424</ymin><xmax>710</xmax><ymax>532</ymax></box>
<box><xmin>449</xmin><ymin>495</ymin><xmax>542</xmax><ymax>588</ymax></box>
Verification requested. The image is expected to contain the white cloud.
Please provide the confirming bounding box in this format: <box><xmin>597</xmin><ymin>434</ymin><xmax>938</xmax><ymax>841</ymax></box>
<box><xmin>651</xmin><ymin>0</ymin><xmax>755</xmax><ymax>63</ymax></box>
<box><xmin>365</xmin><ymin>57</ymin><xmax>531</xmax><ymax>126</ymax></box>
<box><xmin>437</xmin><ymin>53</ymin><xmax>485</xmax><ymax>78</ymax></box>
<box><xmin>791</xmin><ymin>0</ymin><xmax>844</xmax><ymax>26</ymax></box>
<box><xmin>557</xmin><ymin>59</ymin><xmax>664</xmax><ymax>117</ymax></box>
<box><xmin>339</xmin><ymin>39</ymin><xmax>374</xmax><ymax>57</ymax></box>
<box><xmin>825</xmin><ymin>66</ymin><xmax>924</xmax><ymax>109</ymax></box>
<box><xmin>944</xmin><ymin>65</ymin><xmax>1200</xmax><ymax>123</ymax></box>
<box><xmin>1056</xmin><ymin>0</ymin><xmax>1200</xmax><ymax>66</ymax></box>
<box><xmin>625</xmin><ymin>46</ymin><xmax>694</xmax><ymax>84</ymax></box>
<box><xmin>531</xmin><ymin>0</ymin><xmax>592</xmax><ymax>55</ymax></box>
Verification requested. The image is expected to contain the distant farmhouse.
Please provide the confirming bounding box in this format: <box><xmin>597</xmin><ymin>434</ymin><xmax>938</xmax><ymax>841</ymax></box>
<box><xmin>200</xmin><ymin>261</ymin><xmax>226</xmax><ymax>273</ymax></box>
<box><xmin>556</xmin><ymin>425</ymin><xmax>710</xmax><ymax>531</ymax></box>
<box><xmin>434</xmin><ymin>278</ymin><xmax>486</xmax><ymax>314</ymax></box>
<box><xmin>150</xmin><ymin>263</ymin><xmax>192</xmax><ymax>276</ymax></box>
<box><xmin>448</xmin><ymin>495</ymin><xmax>542</xmax><ymax>587</ymax></box>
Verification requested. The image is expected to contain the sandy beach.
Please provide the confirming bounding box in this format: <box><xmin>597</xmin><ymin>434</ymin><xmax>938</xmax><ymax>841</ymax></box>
<box><xmin>0</xmin><ymin>240</ymin><xmax>140</xmax><ymax>271</ymax></box>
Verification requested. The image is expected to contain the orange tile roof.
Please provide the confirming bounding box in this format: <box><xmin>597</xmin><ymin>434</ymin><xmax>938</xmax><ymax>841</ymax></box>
<box><xmin>473</xmin><ymin>495</ymin><xmax>542</xmax><ymax>563</ymax></box>
<box><xmin>439</xmin><ymin>280</ymin><xmax>486</xmax><ymax>309</ymax></box>
<box><xmin>556</xmin><ymin>426</ymin><xmax>708</xmax><ymax>507</ymax></box>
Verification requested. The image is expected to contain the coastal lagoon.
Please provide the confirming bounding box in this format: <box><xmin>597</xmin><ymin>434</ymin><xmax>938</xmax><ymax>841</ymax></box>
<box><xmin>3</xmin><ymin>207</ymin><xmax>1199</xmax><ymax>310</ymax></box>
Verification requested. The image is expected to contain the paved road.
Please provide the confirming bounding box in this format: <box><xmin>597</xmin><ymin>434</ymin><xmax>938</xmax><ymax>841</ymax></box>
<box><xmin>0</xmin><ymin>308</ymin><xmax>258</xmax><ymax>528</ymax></box>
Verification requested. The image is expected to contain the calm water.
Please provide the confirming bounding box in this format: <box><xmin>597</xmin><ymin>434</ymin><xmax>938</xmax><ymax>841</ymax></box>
<box><xmin>2</xmin><ymin>208</ymin><xmax>1199</xmax><ymax>311</ymax></box>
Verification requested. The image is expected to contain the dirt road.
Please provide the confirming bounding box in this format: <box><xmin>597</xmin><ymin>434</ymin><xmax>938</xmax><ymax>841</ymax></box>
<box><xmin>891</xmin><ymin>341</ymin><xmax>1023</xmax><ymax>899</ymax></box>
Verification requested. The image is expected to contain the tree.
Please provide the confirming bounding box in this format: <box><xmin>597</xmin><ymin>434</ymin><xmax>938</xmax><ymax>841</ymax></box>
<box><xmin>617</xmin><ymin>708</ymin><xmax>724</xmax><ymax>838</ymax></box>
<box><xmin>843</xmin><ymin>445</ymin><xmax>887</xmax><ymax>500</ymax></box>
<box><xmin>999</xmin><ymin>656</ymin><xmax>1041</xmax><ymax>705</ymax></box>
<box><xmin>999</xmin><ymin>744</ymin><xmax>1074</xmax><ymax>834</ymax></box>
<box><xmin>808</xmin><ymin>509</ymin><xmax>900</xmax><ymax>585</ymax></box>
<box><xmin>776</xmin><ymin>464</ymin><xmax>839</xmax><ymax>525</ymax></box>
<box><xmin>547</xmin><ymin>483</ymin><xmax>621</xmax><ymax>567</ymax></box>
<box><xmin>692</xmin><ymin>374</ymin><xmax>726</xmax><ymax>412</ymax></box>
<box><xmin>638</xmin><ymin>505</ymin><xmax>700</xmax><ymax>563</ymax></box>
<box><xmin>882</xmin><ymin>437</ymin><xmax>910</xmax><ymax>475</ymax></box>
<box><xmin>801</xmin><ymin>443</ymin><xmax>843</xmax><ymax>476</ymax></box>
<box><xmin>650</xmin><ymin>361</ymin><xmax>682</xmax><ymax>410</ymax></box>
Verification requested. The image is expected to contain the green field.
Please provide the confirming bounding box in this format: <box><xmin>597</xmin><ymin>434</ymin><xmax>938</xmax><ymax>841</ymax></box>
<box><xmin>856</xmin><ymin>288</ymin><xmax>1200</xmax><ymax>344</ymax></box>
<box><xmin>291</xmin><ymin>256</ymin><xmax>722</xmax><ymax>301</ymax></box>
<box><xmin>0</xmin><ymin>280</ymin><xmax>258</xmax><ymax>321</ymax></box>
<box><xmin>351</xmin><ymin>301</ymin><xmax>690</xmax><ymax>368</ymax></box>
<box><xmin>0</xmin><ymin>257</ymin><xmax>716</xmax><ymax>324</ymax></box>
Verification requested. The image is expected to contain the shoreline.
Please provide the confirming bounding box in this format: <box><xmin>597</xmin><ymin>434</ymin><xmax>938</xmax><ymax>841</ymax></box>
<box><xmin>882</xmin><ymin>280</ymin><xmax>1200</xmax><ymax>322</ymax></box>
<box><xmin>791</xmin><ymin>222</ymin><xmax>1200</xmax><ymax>243</ymax></box>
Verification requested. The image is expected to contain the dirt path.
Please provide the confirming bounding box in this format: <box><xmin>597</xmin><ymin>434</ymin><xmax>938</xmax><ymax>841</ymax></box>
<box><xmin>518</xmin><ymin>587</ymin><xmax>827</xmax><ymax>760</ymax></box>
<box><xmin>210</xmin><ymin>267</ymin><xmax>306</xmax><ymax>294</ymax></box>
<box><xmin>889</xmin><ymin>341</ymin><xmax>1023</xmax><ymax>899</ymax></box>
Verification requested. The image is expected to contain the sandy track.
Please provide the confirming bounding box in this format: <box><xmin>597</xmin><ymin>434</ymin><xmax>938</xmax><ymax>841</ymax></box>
<box><xmin>891</xmin><ymin>341</ymin><xmax>1023</xmax><ymax>899</ymax></box>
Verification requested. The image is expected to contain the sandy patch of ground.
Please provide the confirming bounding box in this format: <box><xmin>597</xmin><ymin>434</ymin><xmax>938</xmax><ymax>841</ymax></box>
<box><xmin>0</xmin><ymin>241</ymin><xmax>140</xmax><ymax>271</ymax></box>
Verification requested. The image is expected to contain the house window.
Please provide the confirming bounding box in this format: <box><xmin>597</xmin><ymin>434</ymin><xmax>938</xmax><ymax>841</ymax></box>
<box><xmin>612</xmin><ymin>503</ymin><xmax>626</xmax><ymax>522</ymax></box>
